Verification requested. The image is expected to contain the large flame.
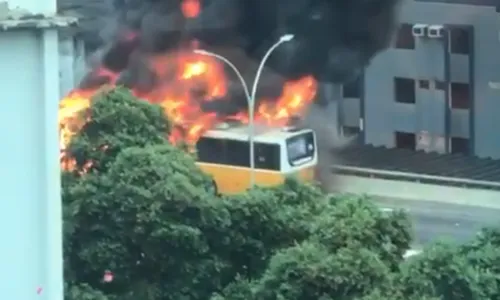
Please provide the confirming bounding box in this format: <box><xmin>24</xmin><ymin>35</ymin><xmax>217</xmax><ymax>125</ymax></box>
<box><xmin>59</xmin><ymin>47</ymin><xmax>318</xmax><ymax>171</ymax></box>
<box><xmin>181</xmin><ymin>0</ymin><xmax>201</xmax><ymax>18</ymax></box>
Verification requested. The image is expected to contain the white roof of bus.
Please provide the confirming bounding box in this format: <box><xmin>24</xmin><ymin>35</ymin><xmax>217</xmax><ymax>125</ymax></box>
<box><xmin>202</xmin><ymin>124</ymin><xmax>312</xmax><ymax>143</ymax></box>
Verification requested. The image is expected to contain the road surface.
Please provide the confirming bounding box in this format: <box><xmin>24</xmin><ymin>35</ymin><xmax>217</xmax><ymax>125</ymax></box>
<box><xmin>372</xmin><ymin>197</ymin><xmax>500</xmax><ymax>247</ymax></box>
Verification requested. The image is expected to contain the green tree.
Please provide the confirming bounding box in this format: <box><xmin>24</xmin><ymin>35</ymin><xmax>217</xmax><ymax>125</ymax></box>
<box><xmin>388</xmin><ymin>226</ymin><xmax>500</xmax><ymax>300</ymax></box>
<box><xmin>396</xmin><ymin>241</ymin><xmax>492</xmax><ymax>300</ymax></box>
<box><xmin>212</xmin><ymin>194</ymin><xmax>414</xmax><ymax>300</ymax></box>
<box><xmin>65</xmin><ymin>87</ymin><xmax>170</xmax><ymax>175</ymax></box>
<box><xmin>62</xmin><ymin>88</ymin><xmax>415</xmax><ymax>299</ymax></box>
<box><xmin>65</xmin><ymin>283</ymin><xmax>110</xmax><ymax>300</ymax></box>
<box><xmin>62</xmin><ymin>87</ymin><xmax>500</xmax><ymax>300</ymax></box>
<box><xmin>310</xmin><ymin>195</ymin><xmax>412</xmax><ymax>270</ymax></box>
<box><xmin>462</xmin><ymin>243</ymin><xmax>500</xmax><ymax>299</ymax></box>
<box><xmin>458</xmin><ymin>227</ymin><xmax>500</xmax><ymax>299</ymax></box>
<box><xmin>213</xmin><ymin>180</ymin><xmax>329</xmax><ymax>279</ymax></box>
<box><xmin>63</xmin><ymin>88</ymin><xmax>224</xmax><ymax>299</ymax></box>
<box><xmin>67</xmin><ymin>144</ymin><xmax>226</xmax><ymax>296</ymax></box>
<box><xmin>251</xmin><ymin>242</ymin><xmax>392</xmax><ymax>300</ymax></box>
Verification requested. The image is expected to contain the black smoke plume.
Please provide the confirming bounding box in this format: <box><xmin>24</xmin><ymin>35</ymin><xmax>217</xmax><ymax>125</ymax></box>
<box><xmin>60</xmin><ymin>0</ymin><xmax>401</xmax><ymax>89</ymax></box>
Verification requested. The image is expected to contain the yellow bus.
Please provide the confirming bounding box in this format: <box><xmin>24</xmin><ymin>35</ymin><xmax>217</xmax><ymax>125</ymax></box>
<box><xmin>195</xmin><ymin>122</ymin><xmax>317</xmax><ymax>194</ymax></box>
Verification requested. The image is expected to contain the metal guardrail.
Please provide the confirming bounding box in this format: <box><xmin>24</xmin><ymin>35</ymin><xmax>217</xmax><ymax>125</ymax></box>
<box><xmin>331</xmin><ymin>165</ymin><xmax>500</xmax><ymax>191</ymax></box>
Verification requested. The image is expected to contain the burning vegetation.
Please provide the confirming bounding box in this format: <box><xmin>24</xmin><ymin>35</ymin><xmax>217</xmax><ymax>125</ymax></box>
<box><xmin>59</xmin><ymin>0</ymin><xmax>401</xmax><ymax>170</ymax></box>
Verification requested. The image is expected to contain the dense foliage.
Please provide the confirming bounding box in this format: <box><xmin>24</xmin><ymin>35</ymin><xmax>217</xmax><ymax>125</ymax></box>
<box><xmin>62</xmin><ymin>88</ymin><xmax>500</xmax><ymax>300</ymax></box>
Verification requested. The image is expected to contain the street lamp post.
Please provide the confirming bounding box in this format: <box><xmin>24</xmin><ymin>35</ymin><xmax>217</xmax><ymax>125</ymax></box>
<box><xmin>195</xmin><ymin>34</ymin><xmax>294</xmax><ymax>187</ymax></box>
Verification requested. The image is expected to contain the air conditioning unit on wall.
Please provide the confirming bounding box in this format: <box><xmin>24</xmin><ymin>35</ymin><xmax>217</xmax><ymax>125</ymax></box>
<box><xmin>412</xmin><ymin>24</ymin><xmax>428</xmax><ymax>37</ymax></box>
<box><xmin>416</xmin><ymin>131</ymin><xmax>431</xmax><ymax>152</ymax></box>
<box><xmin>416</xmin><ymin>131</ymin><xmax>446</xmax><ymax>154</ymax></box>
<box><xmin>428</xmin><ymin>25</ymin><xmax>445</xmax><ymax>38</ymax></box>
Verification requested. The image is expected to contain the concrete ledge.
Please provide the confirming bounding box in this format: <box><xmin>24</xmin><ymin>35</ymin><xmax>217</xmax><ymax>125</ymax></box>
<box><xmin>0</xmin><ymin>15</ymin><xmax>77</xmax><ymax>30</ymax></box>
<box><xmin>0</xmin><ymin>0</ymin><xmax>77</xmax><ymax>31</ymax></box>
<box><xmin>333</xmin><ymin>175</ymin><xmax>500</xmax><ymax>210</ymax></box>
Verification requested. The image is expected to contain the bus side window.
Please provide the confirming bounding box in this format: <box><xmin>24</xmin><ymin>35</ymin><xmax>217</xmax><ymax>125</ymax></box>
<box><xmin>196</xmin><ymin>137</ymin><xmax>226</xmax><ymax>163</ymax></box>
<box><xmin>255</xmin><ymin>143</ymin><xmax>280</xmax><ymax>170</ymax></box>
<box><xmin>226</xmin><ymin>140</ymin><xmax>249</xmax><ymax>167</ymax></box>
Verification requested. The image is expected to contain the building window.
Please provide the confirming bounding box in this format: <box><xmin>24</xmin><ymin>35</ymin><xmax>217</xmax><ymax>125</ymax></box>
<box><xmin>451</xmin><ymin>137</ymin><xmax>469</xmax><ymax>155</ymax></box>
<box><xmin>394</xmin><ymin>78</ymin><xmax>415</xmax><ymax>103</ymax></box>
<box><xmin>343</xmin><ymin>77</ymin><xmax>362</xmax><ymax>98</ymax></box>
<box><xmin>449</xmin><ymin>27</ymin><xmax>470</xmax><ymax>54</ymax></box>
<box><xmin>395</xmin><ymin>131</ymin><xmax>416</xmax><ymax>150</ymax></box>
<box><xmin>342</xmin><ymin>126</ymin><xmax>360</xmax><ymax>137</ymax></box>
<box><xmin>435</xmin><ymin>81</ymin><xmax>446</xmax><ymax>90</ymax></box>
<box><xmin>418</xmin><ymin>80</ymin><xmax>429</xmax><ymax>89</ymax></box>
<box><xmin>395</xmin><ymin>23</ymin><xmax>415</xmax><ymax>49</ymax></box>
<box><xmin>451</xmin><ymin>82</ymin><xmax>470</xmax><ymax>109</ymax></box>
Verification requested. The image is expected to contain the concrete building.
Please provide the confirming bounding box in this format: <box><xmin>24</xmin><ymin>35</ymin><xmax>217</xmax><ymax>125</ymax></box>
<box><xmin>336</xmin><ymin>0</ymin><xmax>500</xmax><ymax>159</ymax></box>
<box><xmin>59</xmin><ymin>33</ymin><xmax>86</xmax><ymax>97</ymax></box>
<box><xmin>0</xmin><ymin>0</ymin><xmax>75</xmax><ymax>298</ymax></box>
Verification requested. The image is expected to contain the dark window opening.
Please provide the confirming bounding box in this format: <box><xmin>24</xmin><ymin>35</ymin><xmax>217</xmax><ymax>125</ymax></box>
<box><xmin>451</xmin><ymin>82</ymin><xmax>470</xmax><ymax>109</ymax></box>
<box><xmin>418</xmin><ymin>80</ymin><xmax>430</xmax><ymax>89</ymax></box>
<box><xmin>196</xmin><ymin>137</ymin><xmax>225</xmax><ymax>164</ymax></box>
<box><xmin>342</xmin><ymin>126</ymin><xmax>360</xmax><ymax>136</ymax></box>
<box><xmin>450</xmin><ymin>27</ymin><xmax>470</xmax><ymax>54</ymax></box>
<box><xmin>196</xmin><ymin>137</ymin><xmax>280</xmax><ymax>170</ymax></box>
<box><xmin>226</xmin><ymin>140</ymin><xmax>250</xmax><ymax>167</ymax></box>
<box><xmin>254</xmin><ymin>143</ymin><xmax>280</xmax><ymax>170</ymax></box>
<box><xmin>435</xmin><ymin>81</ymin><xmax>446</xmax><ymax>90</ymax></box>
<box><xmin>395</xmin><ymin>23</ymin><xmax>415</xmax><ymax>49</ymax></box>
<box><xmin>451</xmin><ymin>137</ymin><xmax>469</xmax><ymax>155</ymax></box>
<box><xmin>394</xmin><ymin>77</ymin><xmax>416</xmax><ymax>103</ymax></box>
<box><xmin>343</xmin><ymin>77</ymin><xmax>362</xmax><ymax>98</ymax></box>
<box><xmin>395</xmin><ymin>131</ymin><xmax>416</xmax><ymax>150</ymax></box>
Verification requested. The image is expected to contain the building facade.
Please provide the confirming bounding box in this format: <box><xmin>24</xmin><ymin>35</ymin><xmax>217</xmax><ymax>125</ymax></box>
<box><xmin>336</xmin><ymin>0</ymin><xmax>500</xmax><ymax>159</ymax></box>
<box><xmin>59</xmin><ymin>34</ymin><xmax>87</xmax><ymax>97</ymax></box>
<box><xmin>0</xmin><ymin>0</ymin><xmax>75</xmax><ymax>298</ymax></box>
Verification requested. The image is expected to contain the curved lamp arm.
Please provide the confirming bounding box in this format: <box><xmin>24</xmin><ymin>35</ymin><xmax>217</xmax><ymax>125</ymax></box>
<box><xmin>249</xmin><ymin>34</ymin><xmax>295</xmax><ymax>102</ymax></box>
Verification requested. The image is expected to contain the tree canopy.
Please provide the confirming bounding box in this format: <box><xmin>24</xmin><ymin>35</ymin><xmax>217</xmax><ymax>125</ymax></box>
<box><xmin>62</xmin><ymin>88</ymin><xmax>500</xmax><ymax>300</ymax></box>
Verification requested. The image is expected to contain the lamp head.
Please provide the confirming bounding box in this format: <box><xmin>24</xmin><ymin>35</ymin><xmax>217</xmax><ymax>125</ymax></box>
<box><xmin>280</xmin><ymin>34</ymin><xmax>294</xmax><ymax>42</ymax></box>
<box><xmin>193</xmin><ymin>49</ymin><xmax>209</xmax><ymax>55</ymax></box>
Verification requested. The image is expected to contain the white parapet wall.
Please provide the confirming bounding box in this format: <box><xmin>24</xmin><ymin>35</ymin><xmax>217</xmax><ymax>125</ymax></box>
<box><xmin>0</xmin><ymin>1</ymin><xmax>76</xmax><ymax>299</ymax></box>
<box><xmin>334</xmin><ymin>174</ymin><xmax>500</xmax><ymax>210</ymax></box>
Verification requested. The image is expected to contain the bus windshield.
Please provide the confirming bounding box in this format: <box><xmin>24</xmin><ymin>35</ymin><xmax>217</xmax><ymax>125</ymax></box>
<box><xmin>286</xmin><ymin>131</ymin><xmax>315</xmax><ymax>164</ymax></box>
